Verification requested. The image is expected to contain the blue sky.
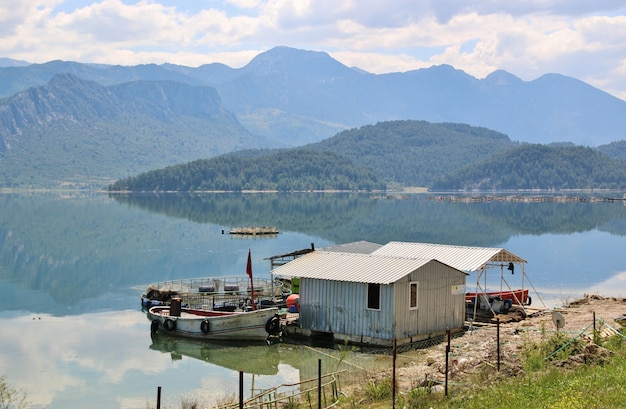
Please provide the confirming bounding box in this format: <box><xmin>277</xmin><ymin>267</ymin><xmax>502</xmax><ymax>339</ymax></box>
<box><xmin>2</xmin><ymin>0</ymin><xmax>625</xmax><ymax>100</ymax></box>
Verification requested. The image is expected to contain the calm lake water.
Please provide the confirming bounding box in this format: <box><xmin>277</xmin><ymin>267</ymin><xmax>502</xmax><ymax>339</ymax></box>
<box><xmin>1</xmin><ymin>192</ymin><xmax>625</xmax><ymax>408</ymax></box>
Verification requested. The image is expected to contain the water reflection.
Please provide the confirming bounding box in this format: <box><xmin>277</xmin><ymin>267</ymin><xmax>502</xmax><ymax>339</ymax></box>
<box><xmin>0</xmin><ymin>308</ymin><xmax>384</xmax><ymax>409</ymax></box>
<box><xmin>1</xmin><ymin>192</ymin><xmax>626</xmax><ymax>408</ymax></box>
<box><xmin>149</xmin><ymin>335</ymin><xmax>281</xmax><ymax>375</ymax></box>
<box><xmin>0</xmin><ymin>310</ymin><xmax>160</xmax><ymax>408</ymax></box>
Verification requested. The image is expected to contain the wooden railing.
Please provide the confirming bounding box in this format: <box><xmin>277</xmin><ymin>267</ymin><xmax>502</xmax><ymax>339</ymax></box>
<box><xmin>215</xmin><ymin>370</ymin><xmax>345</xmax><ymax>409</ymax></box>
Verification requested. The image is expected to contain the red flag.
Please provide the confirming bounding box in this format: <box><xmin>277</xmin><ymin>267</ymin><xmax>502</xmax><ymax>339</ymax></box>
<box><xmin>246</xmin><ymin>249</ymin><xmax>255</xmax><ymax>310</ymax></box>
<box><xmin>246</xmin><ymin>249</ymin><xmax>253</xmax><ymax>278</ymax></box>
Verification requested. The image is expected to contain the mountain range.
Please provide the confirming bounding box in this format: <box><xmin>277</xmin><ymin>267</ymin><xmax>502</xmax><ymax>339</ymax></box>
<box><xmin>1</xmin><ymin>46</ymin><xmax>625</xmax><ymax>188</ymax></box>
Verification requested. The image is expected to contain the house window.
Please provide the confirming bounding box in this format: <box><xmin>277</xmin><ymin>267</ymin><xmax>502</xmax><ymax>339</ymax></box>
<box><xmin>367</xmin><ymin>283</ymin><xmax>380</xmax><ymax>310</ymax></box>
<box><xmin>409</xmin><ymin>282</ymin><xmax>418</xmax><ymax>310</ymax></box>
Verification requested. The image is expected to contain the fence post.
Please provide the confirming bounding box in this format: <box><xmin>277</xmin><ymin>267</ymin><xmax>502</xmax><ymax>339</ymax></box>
<box><xmin>497</xmin><ymin>318</ymin><xmax>501</xmax><ymax>371</ymax></box>
<box><xmin>318</xmin><ymin>359</ymin><xmax>322</xmax><ymax>409</ymax></box>
<box><xmin>392</xmin><ymin>339</ymin><xmax>397</xmax><ymax>409</ymax></box>
<box><xmin>239</xmin><ymin>371</ymin><xmax>244</xmax><ymax>409</ymax></box>
<box><xmin>593</xmin><ymin>311</ymin><xmax>597</xmax><ymax>344</ymax></box>
<box><xmin>445</xmin><ymin>329</ymin><xmax>451</xmax><ymax>397</ymax></box>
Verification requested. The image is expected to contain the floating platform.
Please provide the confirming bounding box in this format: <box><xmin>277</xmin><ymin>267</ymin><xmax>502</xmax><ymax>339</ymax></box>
<box><xmin>229</xmin><ymin>226</ymin><xmax>279</xmax><ymax>236</ymax></box>
<box><xmin>426</xmin><ymin>195</ymin><xmax>625</xmax><ymax>203</ymax></box>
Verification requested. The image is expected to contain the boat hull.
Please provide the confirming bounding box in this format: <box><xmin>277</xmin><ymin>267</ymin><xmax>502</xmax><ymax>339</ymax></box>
<box><xmin>465</xmin><ymin>289</ymin><xmax>531</xmax><ymax>305</ymax></box>
<box><xmin>147</xmin><ymin>306</ymin><xmax>279</xmax><ymax>341</ymax></box>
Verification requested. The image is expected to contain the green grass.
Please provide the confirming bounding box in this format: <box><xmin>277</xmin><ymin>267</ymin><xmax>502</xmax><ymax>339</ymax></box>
<box><xmin>344</xmin><ymin>333</ymin><xmax>626</xmax><ymax>409</ymax></box>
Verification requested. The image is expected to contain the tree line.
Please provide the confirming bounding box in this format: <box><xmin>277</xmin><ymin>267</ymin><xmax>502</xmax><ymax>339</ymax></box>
<box><xmin>108</xmin><ymin>149</ymin><xmax>385</xmax><ymax>192</ymax></box>
<box><xmin>431</xmin><ymin>144</ymin><xmax>626</xmax><ymax>190</ymax></box>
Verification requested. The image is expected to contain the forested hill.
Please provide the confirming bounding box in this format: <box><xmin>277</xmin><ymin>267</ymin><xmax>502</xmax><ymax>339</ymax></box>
<box><xmin>107</xmin><ymin>149</ymin><xmax>385</xmax><ymax>192</ymax></box>
<box><xmin>597</xmin><ymin>140</ymin><xmax>626</xmax><ymax>160</ymax></box>
<box><xmin>108</xmin><ymin>120</ymin><xmax>626</xmax><ymax>192</ymax></box>
<box><xmin>306</xmin><ymin>120</ymin><xmax>517</xmax><ymax>186</ymax></box>
<box><xmin>431</xmin><ymin>144</ymin><xmax>626</xmax><ymax>190</ymax></box>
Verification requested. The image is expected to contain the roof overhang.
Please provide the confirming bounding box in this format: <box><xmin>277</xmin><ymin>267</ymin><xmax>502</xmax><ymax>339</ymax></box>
<box><xmin>371</xmin><ymin>241</ymin><xmax>526</xmax><ymax>272</ymax></box>
<box><xmin>271</xmin><ymin>251</ymin><xmax>465</xmax><ymax>284</ymax></box>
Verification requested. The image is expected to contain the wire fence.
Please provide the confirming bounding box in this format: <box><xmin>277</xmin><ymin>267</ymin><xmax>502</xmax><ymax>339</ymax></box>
<box><xmin>148</xmin><ymin>312</ymin><xmax>625</xmax><ymax>409</ymax></box>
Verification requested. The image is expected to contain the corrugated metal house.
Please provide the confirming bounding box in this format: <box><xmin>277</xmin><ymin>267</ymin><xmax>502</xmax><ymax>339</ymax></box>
<box><xmin>271</xmin><ymin>251</ymin><xmax>467</xmax><ymax>346</ymax></box>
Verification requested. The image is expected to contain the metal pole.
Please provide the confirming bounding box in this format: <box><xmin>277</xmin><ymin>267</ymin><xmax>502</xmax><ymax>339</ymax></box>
<box><xmin>156</xmin><ymin>386</ymin><xmax>161</xmax><ymax>409</ymax></box>
<box><xmin>593</xmin><ymin>311</ymin><xmax>597</xmax><ymax>343</ymax></box>
<box><xmin>318</xmin><ymin>358</ymin><xmax>322</xmax><ymax>409</ymax></box>
<box><xmin>239</xmin><ymin>371</ymin><xmax>244</xmax><ymax>409</ymax></box>
<box><xmin>445</xmin><ymin>329</ymin><xmax>451</xmax><ymax>397</ymax></box>
<box><xmin>392</xmin><ymin>339</ymin><xmax>397</xmax><ymax>409</ymax></box>
<box><xmin>497</xmin><ymin>318</ymin><xmax>501</xmax><ymax>371</ymax></box>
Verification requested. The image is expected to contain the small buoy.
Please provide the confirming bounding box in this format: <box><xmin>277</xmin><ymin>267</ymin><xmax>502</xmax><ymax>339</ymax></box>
<box><xmin>286</xmin><ymin>294</ymin><xmax>300</xmax><ymax>312</ymax></box>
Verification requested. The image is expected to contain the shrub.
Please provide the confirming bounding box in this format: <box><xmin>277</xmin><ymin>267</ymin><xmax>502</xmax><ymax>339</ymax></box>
<box><xmin>542</xmin><ymin>331</ymin><xmax>585</xmax><ymax>361</ymax></box>
<box><xmin>0</xmin><ymin>376</ymin><xmax>29</xmax><ymax>409</ymax></box>
<box><xmin>363</xmin><ymin>378</ymin><xmax>392</xmax><ymax>400</ymax></box>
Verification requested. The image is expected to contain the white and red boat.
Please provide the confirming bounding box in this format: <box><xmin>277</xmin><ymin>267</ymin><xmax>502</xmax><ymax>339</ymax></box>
<box><xmin>466</xmin><ymin>289</ymin><xmax>531</xmax><ymax>306</ymax></box>
<box><xmin>148</xmin><ymin>302</ymin><xmax>281</xmax><ymax>342</ymax></box>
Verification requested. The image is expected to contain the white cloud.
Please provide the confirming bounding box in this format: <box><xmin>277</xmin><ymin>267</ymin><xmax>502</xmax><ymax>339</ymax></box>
<box><xmin>0</xmin><ymin>0</ymin><xmax>625</xmax><ymax>99</ymax></box>
<box><xmin>0</xmin><ymin>311</ymin><xmax>163</xmax><ymax>407</ymax></box>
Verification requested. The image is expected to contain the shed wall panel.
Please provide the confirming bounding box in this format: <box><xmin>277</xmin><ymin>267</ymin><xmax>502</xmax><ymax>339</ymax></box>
<box><xmin>416</xmin><ymin>263</ymin><xmax>465</xmax><ymax>334</ymax></box>
<box><xmin>300</xmin><ymin>278</ymin><xmax>395</xmax><ymax>340</ymax></box>
<box><xmin>392</xmin><ymin>263</ymin><xmax>465</xmax><ymax>338</ymax></box>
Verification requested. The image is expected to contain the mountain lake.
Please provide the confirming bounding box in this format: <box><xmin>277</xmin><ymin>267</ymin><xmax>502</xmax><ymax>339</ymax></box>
<box><xmin>1</xmin><ymin>191</ymin><xmax>625</xmax><ymax>408</ymax></box>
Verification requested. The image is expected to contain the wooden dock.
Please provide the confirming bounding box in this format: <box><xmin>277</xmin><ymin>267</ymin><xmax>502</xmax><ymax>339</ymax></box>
<box><xmin>229</xmin><ymin>226</ymin><xmax>279</xmax><ymax>236</ymax></box>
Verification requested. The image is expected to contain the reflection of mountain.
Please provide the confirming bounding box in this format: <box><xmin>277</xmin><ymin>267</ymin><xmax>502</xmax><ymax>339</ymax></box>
<box><xmin>306</xmin><ymin>196</ymin><xmax>626</xmax><ymax>243</ymax></box>
<box><xmin>149</xmin><ymin>334</ymin><xmax>280</xmax><ymax>375</ymax></box>
<box><xmin>111</xmin><ymin>192</ymin><xmax>626</xmax><ymax>244</ymax></box>
<box><xmin>110</xmin><ymin>192</ymin><xmax>506</xmax><ymax>244</ymax></box>
<box><xmin>2</xmin><ymin>192</ymin><xmax>626</xmax><ymax>310</ymax></box>
<box><xmin>0</xmin><ymin>193</ymin><xmax>228</xmax><ymax>309</ymax></box>
<box><xmin>110</xmin><ymin>192</ymin><xmax>376</xmax><ymax>233</ymax></box>
<box><xmin>452</xmin><ymin>200</ymin><xmax>626</xmax><ymax>236</ymax></box>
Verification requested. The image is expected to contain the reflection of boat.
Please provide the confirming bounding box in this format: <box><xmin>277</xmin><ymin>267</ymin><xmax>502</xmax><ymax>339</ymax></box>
<box><xmin>149</xmin><ymin>334</ymin><xmax>280</xmax><ymax>375</ymax></box>
<box><xmin>141</xmin><ymin>276</ymin><xmax>284</xmax><ymax>310</ymax></box>
<box><xmin>466</xmin><ymin>289</ymin><xmax>531</xmax><ymax>306</ymax></box>
<box><xmin>148</xmin><ymin>302</ymin><xmax>281</xmax><ymax>341</ymax></box>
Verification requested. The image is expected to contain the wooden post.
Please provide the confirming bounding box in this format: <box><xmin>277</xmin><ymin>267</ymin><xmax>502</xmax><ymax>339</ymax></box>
<box><xmin>156</xmin><ymin>386</ymin><xmax>161</xmax><ymax>409</ymax></box>
<box><xmin>593</xmin><ymin>311</ymin><xmax>597</xmax><ymax>344</ymax></box>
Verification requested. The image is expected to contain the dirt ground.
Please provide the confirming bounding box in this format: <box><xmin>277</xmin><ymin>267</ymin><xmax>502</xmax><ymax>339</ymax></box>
<box><xmin>352</xmin><ymin>295</ymin><xmax>626</xmax><ymax>396</ymax></box>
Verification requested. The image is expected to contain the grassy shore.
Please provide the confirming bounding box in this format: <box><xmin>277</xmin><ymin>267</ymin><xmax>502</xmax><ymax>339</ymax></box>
<box><xmin>338</xmin><ymin>327</ymin><xmax>626</xmax><ymax>409</ymax></box>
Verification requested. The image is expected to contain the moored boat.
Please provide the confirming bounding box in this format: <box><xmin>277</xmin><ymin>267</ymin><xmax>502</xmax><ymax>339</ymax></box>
<box><xmin>148</xmin><ymin>302</ymin><xmax>282</xmax><ymax>342</ymax></box>
<box><xmin>466</xmin><ymin>289</ymin><xmax>531</xmax><ymax>306</ymax></box>
<box><xmin>140</xmin><ymin>276</ymin><xmax>285</xmax><ymax>310</ymax></box>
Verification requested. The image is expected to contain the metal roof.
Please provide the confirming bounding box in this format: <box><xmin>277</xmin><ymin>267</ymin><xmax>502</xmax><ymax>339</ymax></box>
<box><xmin>320</xmin><ymin>240</ymin><xmax>383</xmax><ymax>254</ymax></box>
<box><xmin>371</xmin><ymin>241</ymin><xmax>526</xmax><ymax>272</ymax></box>
<box><xmin>270</xmin><ymin>251</ymin><xmax>457</xmax><ymax>284</ymax></box>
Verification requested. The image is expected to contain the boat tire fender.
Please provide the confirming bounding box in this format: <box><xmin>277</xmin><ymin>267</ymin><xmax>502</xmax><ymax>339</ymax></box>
<box><xmin>164</xmin><ymin>318</ymin><xmax>176</xmax><ymax>331</ymax></box>
<box><xmin>265</xmin><ymin>315</ymin><xmax>281</xmax><ymax>335</ymax></box>
<box><xmin>201</xmin><ymin>320</ymin><xmax>210</xmax><ymax>334</ymax></box>
<box><xmin>526</xmin><ymin>296</ymin><xmax>532</xmax><ymax>306</ymax></box>
<box><xmin>150</xmin><ymin>319</ymin><xmax>159</xmax><ymax>334</ymax></box>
